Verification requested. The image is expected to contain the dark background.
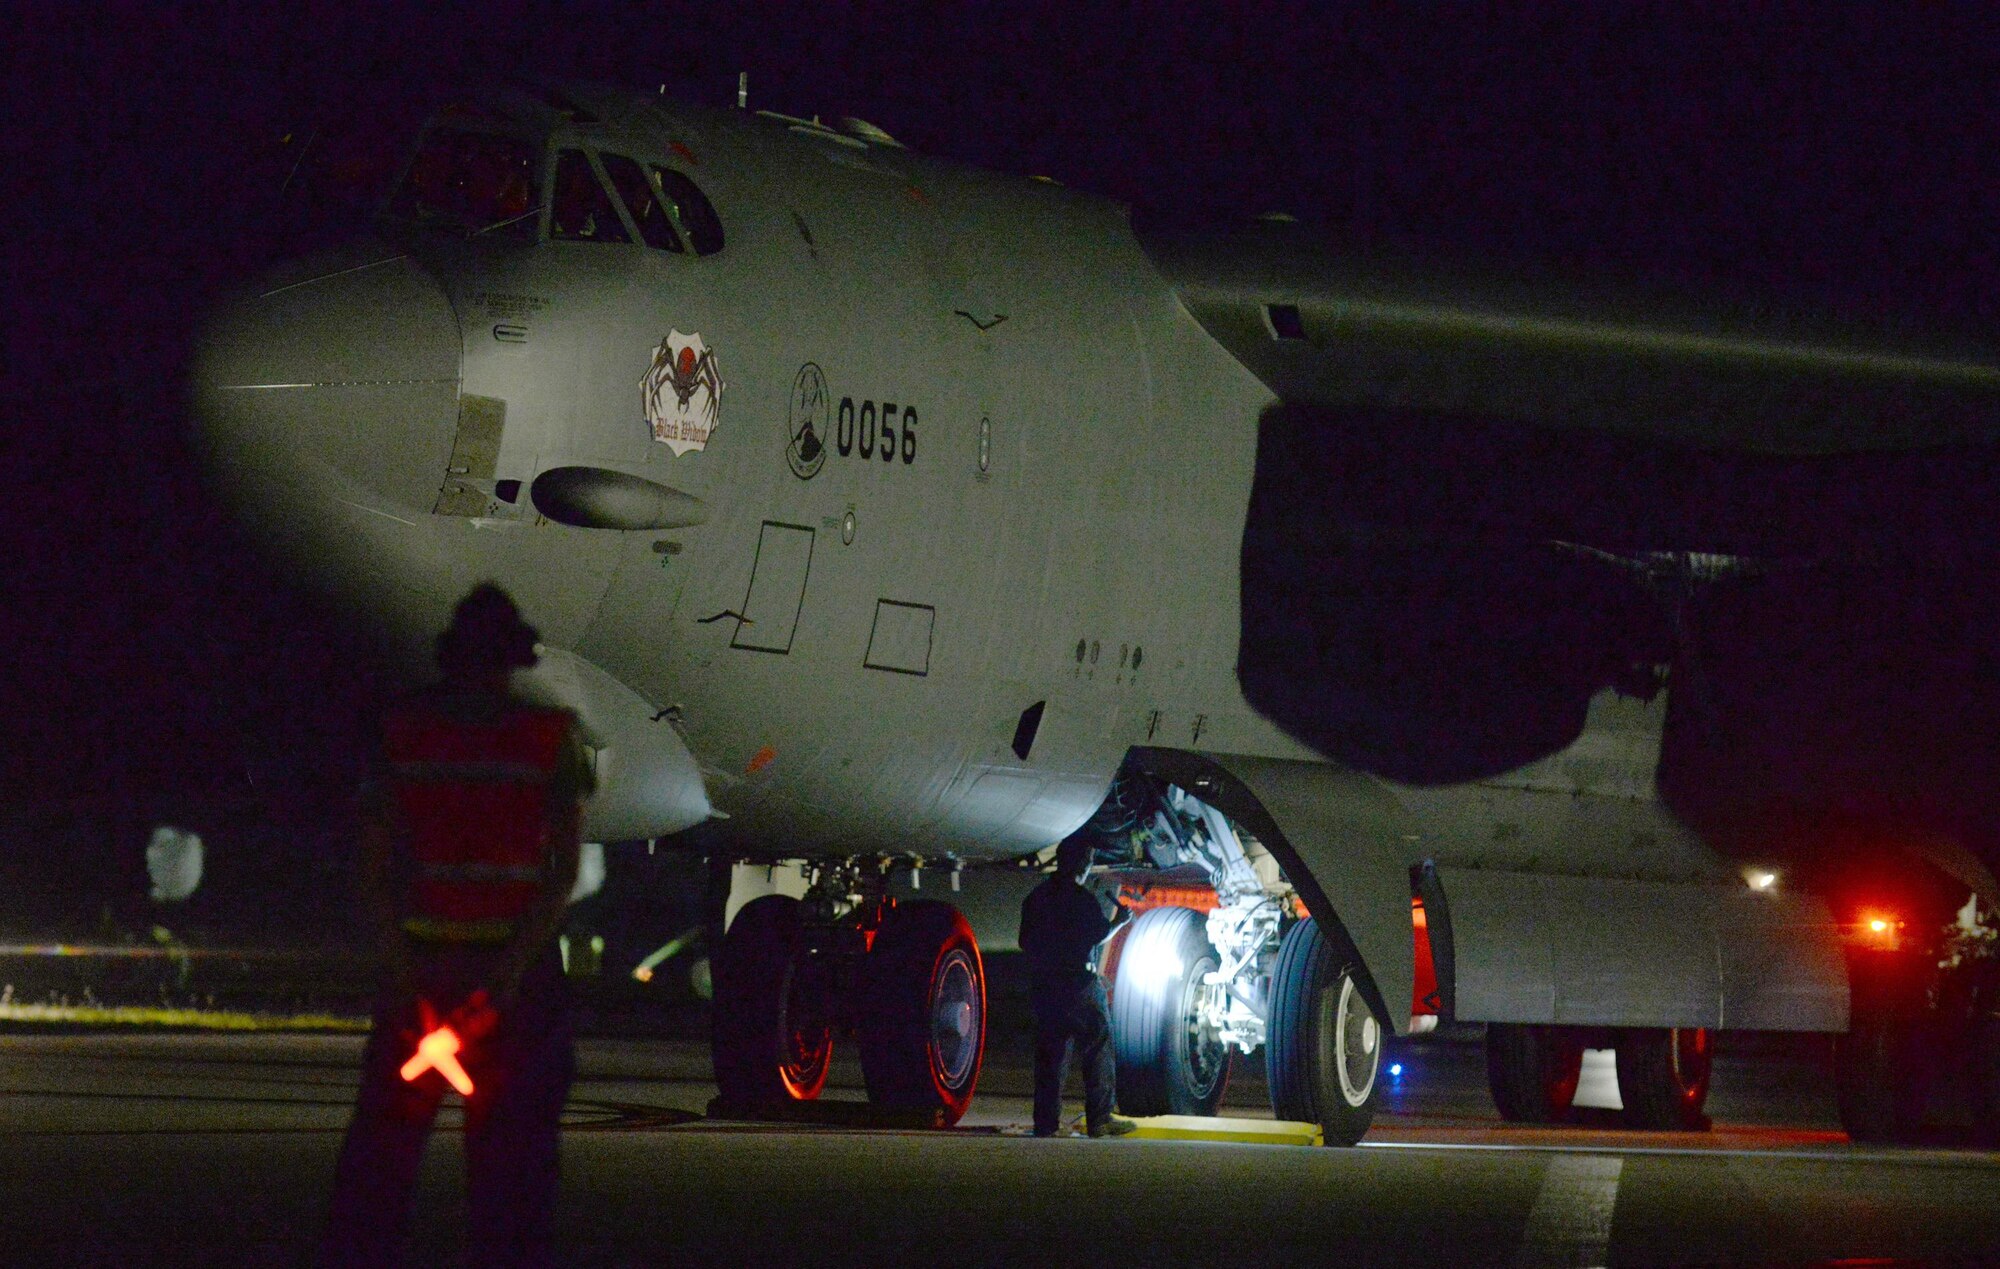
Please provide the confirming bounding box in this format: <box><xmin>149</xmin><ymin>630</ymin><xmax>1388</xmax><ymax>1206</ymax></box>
<box><xmin>7</xmin><ymin>3</ymin><xmax>1999</xmax><ymax>939</ymax></box>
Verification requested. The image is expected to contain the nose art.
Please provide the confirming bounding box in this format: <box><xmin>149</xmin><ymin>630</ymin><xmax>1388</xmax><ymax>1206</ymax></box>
<box><xmin>192</xmin><ymin>247</ymin><xmax>462</xmax><ymax>520</ymax></box>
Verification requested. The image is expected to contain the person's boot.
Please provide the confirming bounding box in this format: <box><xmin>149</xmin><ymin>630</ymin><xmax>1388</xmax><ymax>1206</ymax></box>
<box><xmin>1088</xmin><ymin>1117</ymin><xmax>1137</xmax><ymax>1138</ymax></box>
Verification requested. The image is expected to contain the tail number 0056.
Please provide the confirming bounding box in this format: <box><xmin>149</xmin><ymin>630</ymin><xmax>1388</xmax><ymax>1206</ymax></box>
<box><xmin>836</xmin><ymin>398</ymin><xmax>917</xmax><ymax>465</ymax></box>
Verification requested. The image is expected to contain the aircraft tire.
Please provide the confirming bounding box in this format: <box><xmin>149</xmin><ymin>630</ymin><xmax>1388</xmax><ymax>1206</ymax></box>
<box><xmin>1615</xmin><ymin>1027</ymin><xmax>1714</xmax><ymax>1129</ymax></box>
<box><xmin>709</xmin><ymin>895</ymin><xmax>832</xmax><ymax>1107</ymax></box>
<box><xmin>1111</xmin><ymin>906</ymin><xmax>1231</xmax><ymax>1117</ymax></box>
<box><xmin>1485</xmin><ymin>1023</ymin><xmax>1584</xmax><ymax>1122</ymax></box>
<box><xmin>858</xmin><ymin>900</ymin><xmax>986</xmax><ymax>1125</ymax></box>
<box><xmin>1836</xmin><ymin>1012</ymin><xmax>1931</xmax><ymax>1143</ymax></box>
<box><xmin>1837</xmin><ymin>948</ymin><xmax>1934</xmax><ymax>1145</ymax></box>
<box><xmin>1266</xmin><ymin>916</ymin><xmax>1381</xmax><ymax>1146</ymax></box>
<box><xmin>1970</xmin><ymin>963</ymin><xmax>2000</xmax><ymax>1144</ymax></box>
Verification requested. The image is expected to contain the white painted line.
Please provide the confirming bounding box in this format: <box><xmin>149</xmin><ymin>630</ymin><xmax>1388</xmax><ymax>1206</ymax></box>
<box><xmin>1359</xmin><ymin>1140</ymin><xmax>2000</xmax><ymax>1168</ymax></box>
<box><xmin>0</xmin><ymin>1002</ymin><xmax>366</xmax><ymax>1031</ymax></box>
<box><xmin>1511</xmin><ymin>1153</ymin><xmax>1622</xmax><ymax>1268</ymax></box>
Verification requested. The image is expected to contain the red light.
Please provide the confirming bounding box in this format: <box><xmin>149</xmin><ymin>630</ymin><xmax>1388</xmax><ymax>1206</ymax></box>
<box><xmin>1853</xmin><ymin>910</ymin><xmax>1904</xmax><ymax>949</ymax></box>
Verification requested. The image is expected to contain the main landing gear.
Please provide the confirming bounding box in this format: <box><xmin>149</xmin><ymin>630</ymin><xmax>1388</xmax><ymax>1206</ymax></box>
<box><xmin>1831</xmin><ymin>897</ymin><xmax>2000</xmax><ymax>1146</ymax></box>
<box><xmin>1835</xmin><ymin>925</ymin><xmax>1940</xmax><ymax>1145</ymax></box>
<box><xmin>1105</xmin><ymin>903</ymin><xmax>1390</xmax><ymax>1147</ymax></box>
<box><xmin>708</xmin><ymin>862</ymin><xmax>987</xmax><ymax>1126</ymax></box>
<box><xmin>1485</xmin><ymin>1023</ymin><xmax>1713</xmax><ymax>1130</ymax></box>
<box><xmin>1076</xmin><ymin>773</ymin><xmax>1390</xmax><ymax>1146</ymax></box>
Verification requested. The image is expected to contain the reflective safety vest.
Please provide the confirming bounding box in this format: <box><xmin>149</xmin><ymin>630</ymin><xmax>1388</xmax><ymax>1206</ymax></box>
<box><xmin>382</xmin><ymin>700</ymin><xmax>574</xmax><ymax>940</ymax></box>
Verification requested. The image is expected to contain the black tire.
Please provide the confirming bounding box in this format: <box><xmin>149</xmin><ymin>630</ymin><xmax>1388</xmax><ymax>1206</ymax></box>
<box><xmin>1836</xmin><ymin>1012</ymin><xmax>1930</xmax><ymax>1144</ymax></box>
<box><xmin>709</xmin><ymin>895</ymin><xmax>832</xmax><ymax>1107</ymax></box>
<box><xmin>1266</xmin><ymin>917</ymin><xmax>1381</xmax><ymax>1146</ymax></box>
<box><xmin>1112</xmin><ymin>906</ymin><xmax>1231</xmax><ymax>1117</ymax></box>
<box><xmin>858</xmin><ymin>900</ymin><xmax>986</xmax><ymax>1125</ymax></box>
<box><xmin>1971</xmin><ymin>963</ymin><xmax>2000</xmax><ymax>1144</ymax></box>
<box><xmin>1486</xmin><ymin>1023</ymin><xmax>1584</xmax><ymax>1123</ymax></box>
<box><xmin>1616</xmin><ymin>1027</ymin><xmax>1713</xmax><ymax>1129</ymax></box>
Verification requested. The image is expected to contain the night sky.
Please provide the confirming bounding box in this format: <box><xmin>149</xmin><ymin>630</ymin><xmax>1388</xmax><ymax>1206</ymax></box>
<box><xmin>8</xmin><ymin>4</ymin><xmax>2000</xmax><ymax>933</ymax></box>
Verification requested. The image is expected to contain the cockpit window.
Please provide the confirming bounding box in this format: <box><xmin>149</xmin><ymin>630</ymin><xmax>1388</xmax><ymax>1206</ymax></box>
<box><xmin>282</xmin><ymin>114</ymin><xmax>416</xmax><ymax>219</ymax></box>
<box><xmin>599</xmin><ymin>153</ymin><xmax>683</xmax><ymax>252</ymax></box>
<box><xmin>550</xmin><ymin>149</ymin><xmax>631</xmax><ymax>243</ymax></box>
<box><xmin>652</xmin><ymin>166</ymin><xmax>725</xmax><ymax>255</ymax></box>
<box><xmin>387</xmin><ymin>128</ymin><xmax>538</xmax><ymax>237</ymax></box>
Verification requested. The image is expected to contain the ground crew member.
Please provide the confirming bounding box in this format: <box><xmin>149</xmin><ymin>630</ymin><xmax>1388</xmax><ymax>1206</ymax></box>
<box><xmin>325</xmin><ymin>585</ymin><xmax>595</xmax><ymax>1268</ymax></box>
<box><xmin>1019</xmin><ymin>835</ymin><xmax>1136</xmax><ymax>1138</ymax></box>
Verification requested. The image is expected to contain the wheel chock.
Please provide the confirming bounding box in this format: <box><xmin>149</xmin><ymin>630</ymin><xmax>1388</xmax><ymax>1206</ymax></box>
<box><xmin>1123</xmin><ymin>1114</ymin><xmax>1324</xmax><ymax>1147</ymax></box>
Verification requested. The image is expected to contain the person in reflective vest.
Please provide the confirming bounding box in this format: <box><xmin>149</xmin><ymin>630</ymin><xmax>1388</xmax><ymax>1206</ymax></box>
<box><xmin>325</xmin><ymin>584</ymin><xmax>595</xmax><ymax>1268</ymax></box>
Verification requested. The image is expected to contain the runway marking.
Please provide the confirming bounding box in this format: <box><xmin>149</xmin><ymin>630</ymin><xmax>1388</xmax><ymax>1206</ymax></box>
<box><xmin>1512</xmin><ymin>1153</ymin><xmax>1622</xmax><ymax>1268</ymax></box>
<box><xmin>0</xmin><ymin>945</ymin><xmax>334</xmax><ymax>959</ymax></box>
<box><xmin>0</xmin><ymin>1087</ymin><xmax>353</xmax><ymax>1109</ymax></box>
<box><xmin>1361</xmin><ymin>1140</ymin><xmax>2000</xmax><ymax>1168</ymax></box>
<box><xmin>0</xmin><ymin>1003</ymin><xmax>366</xmax><ymax>1031</ymax></box>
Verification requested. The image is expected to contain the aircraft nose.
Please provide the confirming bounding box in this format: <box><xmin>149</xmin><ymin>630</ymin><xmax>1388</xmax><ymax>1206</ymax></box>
<box><xmin>192</xmin><ymin>244</ymin><xmax>462</xmax><ymax>528</ymax></box>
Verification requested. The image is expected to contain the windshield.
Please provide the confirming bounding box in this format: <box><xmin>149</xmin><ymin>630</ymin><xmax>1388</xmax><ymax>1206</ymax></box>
<box><xmin>280</xmin><ymin>113</ymin><xmax>417</xmax><ymax>221</ymax></box>
<box><xmin>550</xmin><ymin>150</ymin><xmax>631</xmax><ymax>243</ymax></box>
<box><xmin>387</xmin><ymin>128</ymin><xmax>539</xmax><ymax>237</ymax></box>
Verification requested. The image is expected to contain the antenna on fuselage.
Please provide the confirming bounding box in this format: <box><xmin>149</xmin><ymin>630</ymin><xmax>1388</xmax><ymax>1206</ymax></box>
<box><xmin>737</xmin><ymin>71</ymin><xmax>748</xmax><ymax>110</ymax></box>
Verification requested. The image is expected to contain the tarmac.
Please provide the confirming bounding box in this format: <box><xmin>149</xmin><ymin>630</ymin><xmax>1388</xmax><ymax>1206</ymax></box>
<box><xmin>3</xmin><ymin>1020</ymin><xmax>1999</xmax><ymax>1266</ymax></box>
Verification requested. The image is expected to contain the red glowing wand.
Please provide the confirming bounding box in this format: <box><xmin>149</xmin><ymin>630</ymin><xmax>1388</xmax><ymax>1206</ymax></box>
<box><xmin>399</xmin><ymin>994</ymin><xmax>497</xmax><ymax>1096</ymax></box>
<box><xmin>400</xmin><ymin>1022</ymin><xmax>474</xmax><ymax>1095</ymax></box>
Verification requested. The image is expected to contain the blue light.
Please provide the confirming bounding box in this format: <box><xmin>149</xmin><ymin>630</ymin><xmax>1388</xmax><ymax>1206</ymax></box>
<box><xmin>1389</xmin><ymin>1063</ymin><xmax>1403</xmax><ymax>1077</ymax></box>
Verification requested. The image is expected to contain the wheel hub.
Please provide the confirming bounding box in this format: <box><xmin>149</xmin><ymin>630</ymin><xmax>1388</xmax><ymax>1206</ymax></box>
<box><xmin>1332</xmin><ymin>976</ymin><xmax>1381</xmax><ymax>1107</ymax></box>
<box><xmin>930</xmin><ymin>950</ymin><xmax>981</xmax><ymax>1089</ymax></box>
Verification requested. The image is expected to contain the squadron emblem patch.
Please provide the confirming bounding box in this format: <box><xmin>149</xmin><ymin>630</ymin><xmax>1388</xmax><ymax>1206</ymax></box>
<box><xmin>642</xmin><ymin>330</ymin><xmax>724</xmax><ymax>456</ymax></box>
<box><xmin>785</xmin><ymin>363</ymin><xmax>830</xmax><ymax>480</ymax></box>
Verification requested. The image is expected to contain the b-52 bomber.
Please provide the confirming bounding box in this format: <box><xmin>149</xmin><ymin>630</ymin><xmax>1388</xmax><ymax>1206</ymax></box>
<box><xmin>195</xmin><ymin>79</ymin><xmax>2000</xmax><ymax>1144</ymax></box>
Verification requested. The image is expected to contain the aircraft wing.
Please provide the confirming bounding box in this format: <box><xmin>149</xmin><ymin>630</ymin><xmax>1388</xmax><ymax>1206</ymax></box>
<box><xmin>1134</xmin><ymin>210</ymin><xmax>2000</xmax><ymax>455</ymax></box>
<box><xmin>1177</xmin><ymin>210</ymin><xmax>2000</xmax><ymax>865</ymax></box>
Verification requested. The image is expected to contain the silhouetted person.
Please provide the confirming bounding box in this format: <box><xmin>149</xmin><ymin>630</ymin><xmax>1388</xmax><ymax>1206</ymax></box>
<box><xmin>1019</xmin><ymin>835</ymin><xmax>1135</xmax><ymax>1137</ymax></box>
<box><xmin>325</xmin><ymin>585</ymin><xmax>594</xmax><ymax>1267</ymax></box>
